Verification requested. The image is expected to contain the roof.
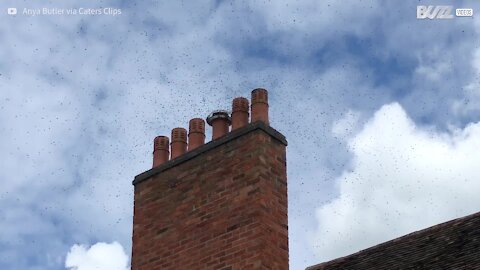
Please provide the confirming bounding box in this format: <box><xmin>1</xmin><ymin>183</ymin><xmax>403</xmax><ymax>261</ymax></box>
<box><xmin>307</xmin><ymin>211</ymin><xmax>480</xmax><ymax>270</ymax></box>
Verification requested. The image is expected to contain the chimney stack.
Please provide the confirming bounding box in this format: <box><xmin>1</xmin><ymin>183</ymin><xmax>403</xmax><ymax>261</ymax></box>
<box><xmin>206</xmin><ymin>110</ymin><xmax>231</xmax><ymax>140</ymax></box>
<box><xmin>170</xmin><ymin>127</ymin><xmax>187</xmax><ymax>159</ymax></box>
<box><xmin>188</xmin><ymin>118</ymin><xmax>205</xmax><ymax>151</ymax></box>
<box><xmin>152</xmin><ymin>136</ymin><xmax>169</xmax><ymax>167</ymax></box>
<box><xmin>251</xmin><ymin>88</ymin><xmax>269</xmax><ymax>124</ymax></box>
<box><xmin>135</xmin><ymin>87</ymin><xmax>288</xmax><ymax>270</ymax></box>
<box><xmin>231</xmin><ymin>97</ymin><xmax>249</xmax><ymax>130</ymax></box>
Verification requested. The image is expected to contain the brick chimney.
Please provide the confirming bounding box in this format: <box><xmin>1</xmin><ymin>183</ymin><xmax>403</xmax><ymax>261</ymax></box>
<box><xmin>131</xmin><ymin>88</ymin><xmax>288</xmax><ymax>270</ymax></box>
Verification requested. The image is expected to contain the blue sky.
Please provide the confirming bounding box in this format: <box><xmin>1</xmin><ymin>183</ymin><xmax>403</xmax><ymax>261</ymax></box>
<box><xmin>1</xmin><ymin>1</ymin><xmax>480</xmax><ymax>269</ymax></box>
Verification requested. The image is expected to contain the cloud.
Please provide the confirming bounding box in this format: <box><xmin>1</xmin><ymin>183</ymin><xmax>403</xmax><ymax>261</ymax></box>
<box><xmin>452</xmin><ymin>17</ymin><xmax>480</xmax><ymax>119</ymax></box>
<box><xmin>313</xmin><ymin>103</ymin><xmax>480</xmax><ymax>262</ymax></box>
<box><xmin>1</xmin><ymin>1</ymin><xmax>480</xmax><ymax>270</ymax></box>
<box><xmin>331</xmin><ymin>110</ymin><xmax>361</xmax><ymax>139</ymax></box>
<box><xmin>65</xmin><ymin>242</ymin><xmax>129</xmax><ymax>270</ymax></box>
<box><xmin>255</xmin><ymin>0</ymin><xmax>381</xmax><ymax>31</ymax></box>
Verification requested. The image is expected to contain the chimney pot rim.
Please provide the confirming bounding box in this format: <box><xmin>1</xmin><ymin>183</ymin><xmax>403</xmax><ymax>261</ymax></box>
<box><xmin>189</xmin><ymin>118</ymin><xmax>205</xmax><ymax>122</ymax></box>
<box><xmin>251</xmin><ymin>88</ymin><xmax>268</xmax><ymax>93</ymax></box>
<box><xmin>206</xmin><ymin>110</ymin><xmax>231</xmax><ymax>125</ymax></box>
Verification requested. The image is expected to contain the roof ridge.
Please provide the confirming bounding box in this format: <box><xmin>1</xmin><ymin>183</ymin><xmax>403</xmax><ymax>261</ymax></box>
<box><xmin>307</xmin><ymin>210</ymin><xmax>480</xmax><ymax>270</ymax></box>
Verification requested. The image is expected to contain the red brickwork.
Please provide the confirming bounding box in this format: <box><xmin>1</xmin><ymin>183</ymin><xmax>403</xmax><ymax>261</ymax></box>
<box><xmin>132</xmin><ymin>128</ymin><xmax>288</xmax><ymax>270</ymax></box>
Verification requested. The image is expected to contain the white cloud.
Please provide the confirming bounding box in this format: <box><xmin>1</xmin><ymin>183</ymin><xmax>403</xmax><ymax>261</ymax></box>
<box><xmin>313</xmin><ymin>103</ymin><xmax>480</xmax><ymax>262</ymax></box>
<box><xmin>414</xmin><ymin>47</ymin><xmax>451</xmax><ymax>82</ymax></box>
<box><xmin>452</xmin><ymin>43</ymin><xmax>480</xmax><ymax>116</ymax></box>
<box><xmin>247</xmin><ymin>0</ymin><xmax>381</xmax><ymax>36</ymax></box>
<box><xmin>65</xmin><ymin>242</ymin><xmax>129</xmax><ymax>270</ymax></box>
<box><xmin>449</xmin><ymin>9</ymin><xmax>480</xmax><ymax>118</ymax></box>
<box><xmin>332</xmin><ymin>110</ymin><xmax>361</xmax><ymax>138</ymax></box>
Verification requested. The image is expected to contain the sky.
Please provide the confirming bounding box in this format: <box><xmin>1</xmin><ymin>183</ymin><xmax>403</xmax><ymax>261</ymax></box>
<box><xmin>1</xmin><ymin>1</ymin><xmax>480</xmax><ymax>269</ymax></box>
